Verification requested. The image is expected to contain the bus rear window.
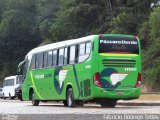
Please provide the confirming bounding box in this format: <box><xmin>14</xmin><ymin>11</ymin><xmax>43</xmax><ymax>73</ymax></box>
<box><xmin>99</xmin><ymin>36</ymin><xmax>139</xmax><ymax>54</ymax></box>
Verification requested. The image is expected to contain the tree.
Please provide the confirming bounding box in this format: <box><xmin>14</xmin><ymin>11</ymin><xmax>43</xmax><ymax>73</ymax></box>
<box><xmin>36</xmin><ymin>0</ymin><xmax>60</xmax><ymax>42</ymax></box>
<box><xmin>0</xmin><ymin>0</ymin><xmax>42</xmax><ymax>83</ymax></box>
<box><xmin>150</xmin><ymin>7</ymin><xmax>160</xmax><ymax>39</ymax></box>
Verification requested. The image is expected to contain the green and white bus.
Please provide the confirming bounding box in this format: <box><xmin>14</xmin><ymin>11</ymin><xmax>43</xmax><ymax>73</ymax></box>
<box><xmin>18</xmin><ymin>34</ymin><xmax>141</xmax><ymax>107</ymax></box>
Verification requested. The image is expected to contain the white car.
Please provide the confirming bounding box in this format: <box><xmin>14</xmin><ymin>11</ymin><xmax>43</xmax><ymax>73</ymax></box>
<box><xmin>2</xmin><ymin>75</ymin><xmax>22</xmax><ymax>99</ymax></box>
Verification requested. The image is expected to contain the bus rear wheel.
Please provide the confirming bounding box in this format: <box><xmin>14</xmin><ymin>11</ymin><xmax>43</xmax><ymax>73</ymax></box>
<box><xmin>100</xmin><ymin>99</ymin><xmax>117</xmax><ymax>108</ymax></box>
<box><xmin>31</xmin><ymin>91</ymin><xmax>39</xmax><ymax>106</ymax></box>
<box><xmin>66</xmin><ymin>88</ymin><xmax>75</xmax><ymax>107</ymax></box>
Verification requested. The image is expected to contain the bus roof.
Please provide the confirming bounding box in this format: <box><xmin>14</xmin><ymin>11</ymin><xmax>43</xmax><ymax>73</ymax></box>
<box><xmin>26</xmin><ymin>35</ymin><xmax>97</xmax><ymax>58</ymax></box>
<box><xmin>25</xmin><ymin>34</ymin><xmax>138</xmax><ymax>59</ymax></box>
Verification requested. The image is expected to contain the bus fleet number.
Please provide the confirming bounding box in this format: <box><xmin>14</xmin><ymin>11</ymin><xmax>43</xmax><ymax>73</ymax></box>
<box><xmin>125</xmin><ymin>68</ymin><xmax>137</xmax><ymax>71</ymax></box>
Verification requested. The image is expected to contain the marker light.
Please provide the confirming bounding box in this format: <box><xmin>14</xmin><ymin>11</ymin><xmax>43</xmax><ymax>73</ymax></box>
<box><xmin>134</xmin><ymin>73</ymin><xmax>141</xmax><ymax>88</ymax></box>
<box><xmin>134</xmin><ymin>36</ymin><xmax>137</xmax><ymax>39</ymax></box>
<box><xmin>94</xmin><ymin>72</ymin><xmax>102</xmax><ymax>87</ymax></box>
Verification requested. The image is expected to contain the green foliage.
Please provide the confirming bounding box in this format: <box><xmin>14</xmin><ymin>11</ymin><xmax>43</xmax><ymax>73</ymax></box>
<box><xmin>52</xmin><ymin>3</ymin><xmax>102</xmax><ymax>40</ymax></box>
<box><xmin>141</xmin><ymin>6</ymin><xmax>160</xmax><ymax>90</ymax></box>
<box><xmin>142</xmin><ymin>44</ymin><xmax>160</xmax><ymax>90</ymax></box>
<box><xmin>150</xmin><ymin>7</ymin><xmax>160</xmax><ymax>39</ymax></box>
<box><xmin>111</xmin><ymin>11</ymin><xmax>134</xmax><ymax>34</ymax></box>
<box><xmin>0</xmin><ymin>0</ymin><xmax>7</xmax><ymax>20</ymax></box>
<box><xmin>36</xmin><ymin>0</ymin><xmax>60</xmax><ymax>41</ymax></box>
<box><xmin>138</xmin><ymin>21</ymin><xmax>151</xmax><ymax>49</ymax></box>
<box><xmin>0</xmin><ymin>0</ymin><xmax>42</xmax><ymax>84</ymax></box>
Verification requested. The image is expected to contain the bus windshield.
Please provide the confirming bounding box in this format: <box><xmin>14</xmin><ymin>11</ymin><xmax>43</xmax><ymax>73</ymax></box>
<box><xmin>99</xmin><ymin>36</ymin><xmax>139</xmax><ymax>54</ymax></box>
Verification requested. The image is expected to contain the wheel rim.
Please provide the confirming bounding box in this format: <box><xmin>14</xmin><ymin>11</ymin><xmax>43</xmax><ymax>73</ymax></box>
<box><xmin>68</xmin><ymin>94</ymin><xmax>72</xmax><ymax>106</ymax></box>
<box><xmin>32</xmin><ymin>93</ymin><xmax>34</xmax><ymax>104</ymax></box>
<box><xmin>67</xmin><ymin>91</ymin><xmax>72</xmax><ymax>106</ymax></box>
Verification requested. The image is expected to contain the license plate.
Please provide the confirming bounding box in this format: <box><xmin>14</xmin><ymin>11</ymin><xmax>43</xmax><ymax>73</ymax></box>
<box><xmin>116</xmin><ymin>91</ymin><xmax>124</xmax><ymax>94</ymax></box>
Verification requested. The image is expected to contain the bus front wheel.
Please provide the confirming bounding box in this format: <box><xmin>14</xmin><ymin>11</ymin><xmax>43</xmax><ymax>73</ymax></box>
<box><xmin>66</xmin><ymin>88</ymin><xmax>75</xmax><ymax>107</ymax></box>
<box><xmin>31</xmin><ymin>91</ymin><xmax>39</xmax><ymax>106</ymax></box>
<box><xmin>19</xmin><ymin>96</ymin><xmax>23</xmax><ymax>101</ymax></box>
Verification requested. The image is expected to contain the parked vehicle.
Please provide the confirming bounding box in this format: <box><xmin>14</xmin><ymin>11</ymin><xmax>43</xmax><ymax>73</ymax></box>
<box><xmin>15</xmin><ymin>75</ymin><xmax>23</xmax><ymax>100</ymax></box>
<box><xmin>0</xmin><ymin>88</ymin><xmax>3</xmax><ymax>98</ymax></box>
<box><xmin>2</xmin><ymin>75</ymin><xmax>23</xmax><ymax>100</ymax></box>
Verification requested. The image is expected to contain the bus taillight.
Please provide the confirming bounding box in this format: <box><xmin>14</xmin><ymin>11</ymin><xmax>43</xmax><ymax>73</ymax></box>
<box><xmin>134</xmin><ymin>73</ymin><xmax>141</xmax><ymax>88</ymax></box>
<box><xmin>94</xmin><ymin>72</ymin><xmax>102</xmax><ymax>87</ymax></box>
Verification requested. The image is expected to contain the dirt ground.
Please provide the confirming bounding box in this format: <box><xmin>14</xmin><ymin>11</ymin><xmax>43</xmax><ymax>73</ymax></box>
<box><xmin>139</xmin><ymin>85</ymin><xmax>160</xmax><ymax>100</ymax></box>
<box><xmin>139</xmin><ymin>94</ymin><xmax>160</xmax><ymax>100</ymax></box>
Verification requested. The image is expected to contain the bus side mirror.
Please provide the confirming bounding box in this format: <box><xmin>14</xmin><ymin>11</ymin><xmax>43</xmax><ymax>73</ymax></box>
<box><xmin>17</xmin><ymin>61</ymin><xmax>25</xmax><ymax>75</ymax></box>
<box><xmin>17</xmin><ymin>67</ymin><xmax>22</xmax><ymax>75</ymax></box>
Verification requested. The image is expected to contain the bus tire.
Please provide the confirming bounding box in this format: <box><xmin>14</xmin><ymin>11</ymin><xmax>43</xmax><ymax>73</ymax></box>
<box><xmin>100</xmin><ymin>99</ymin><xmax>117</xmax><ymax>108</ymax></box>
<box><xmin>31</xmin><ymin>91</ymin><xmax>39</xmax><ymax>106</ymax></box>
<box><xmin>66</xmin><ymin>88</ymin><xmax>75</xmax><ymax>107</ymax></box>
<box><xmin>19</xmin><ymin>97</ymin><xmax>23</xmax><ymax>101</ymax></box>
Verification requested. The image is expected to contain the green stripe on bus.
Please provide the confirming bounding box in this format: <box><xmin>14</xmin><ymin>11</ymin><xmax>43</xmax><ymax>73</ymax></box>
<box><xmin>30</xmin><ymin>72</ymin><xmax>44</xmax><ymax>100</ymax></box>
<box><xmin>73</xmin><ymin>65</ymin><xmax>81</xmax><ymax>98</ymax></box>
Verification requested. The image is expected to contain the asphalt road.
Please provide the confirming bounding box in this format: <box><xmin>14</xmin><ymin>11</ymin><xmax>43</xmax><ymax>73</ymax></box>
<box><xmin>0</xmin><ymin>99</ymin><xmax>160</xmax><ymax>120</ymax></box>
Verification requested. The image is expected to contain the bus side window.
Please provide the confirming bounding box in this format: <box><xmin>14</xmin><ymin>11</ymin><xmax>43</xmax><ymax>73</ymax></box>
<box><xmin>86</xmin><ymin>42</ymin><xmax>91</xmax><ymax>54</ymax></box>
<box><xmin>53</xmin><ymin>50</ymin><xmax>57</xmax><ymax>66</ymax></box>
<box><xmin>58</xmin><ymin>48</ymin><xmax>64</xmax><ymax>66</ymax></box>
<box><xmin>78</xmin><ymin>42</ymin><xmax>91</xmax><ymax>63</ymax></box>
<box><xmin>79</xmin><ymin>43</ymin><xmax>85</xmax><ymax>55</ymax></box>
<box><xmin>35</xmin><ymin>54</ymin><xmax>38</xmax><ymax>69</ymax></box>
<box><xmin>47</xmin><ymin>51</ymin><xmax>52</xmax><ymax>67</ymax></box>
<box><xmin>30</xmin><ymin>55</ymin><xmax>36</xmax><ymax>70</ymax></box>
<box><xmin>43</xmin><ymin>52</ymin><xmax>48</xmax><ymax>68</ymax></box>
<box><xmin>38</xmin><ymin>53</ymin><xmax>43</xmax><ymax>69</ymax></box>
<box><xmin>78</xmin><ymin>43</ymin><xmax>86</xmax><ymax>63</ymax></box>
<box><xmin>64</xmin><ymin>47</ymin><xmax>68</xmax><ymax>65</ymax></box>
<box><xmin>69</xmin><ymin>46</ymin><xmax>76</xmax><ymax>64</ymax></box>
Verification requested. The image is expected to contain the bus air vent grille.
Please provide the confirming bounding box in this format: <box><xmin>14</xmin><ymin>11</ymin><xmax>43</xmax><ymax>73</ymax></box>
<box><xmin>102</xmin><ymin>59</ymin><xmax>136</xmax><ymax>67</ymax></box>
